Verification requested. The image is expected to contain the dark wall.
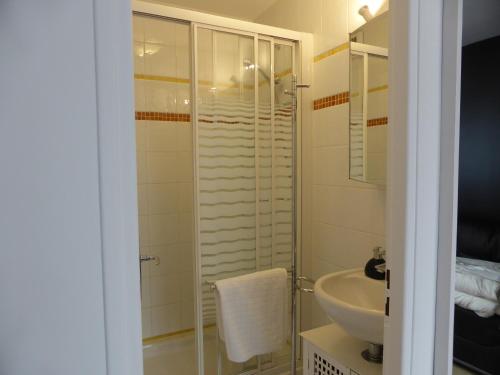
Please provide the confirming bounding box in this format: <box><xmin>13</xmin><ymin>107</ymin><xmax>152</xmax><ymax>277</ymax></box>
<box><xmin>458</xmin><ymin>36</ymin><xmax>500</xmax><ymax>225</ymax></box>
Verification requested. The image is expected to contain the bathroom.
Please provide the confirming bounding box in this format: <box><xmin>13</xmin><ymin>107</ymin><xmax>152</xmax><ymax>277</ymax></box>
<box><xmin>1</xmin><ymin>0</ymin><xmax>499</xmax><ymax>375</ymax></box>
<box><xmin>132</xmin><ymin>0</ymin><xmax>500</xmax><ymax>373</ymax></box>
<box><xmin>132</xmin><ymin>0</ymin><xmax>387</xmax><ymax>374</ymax></box>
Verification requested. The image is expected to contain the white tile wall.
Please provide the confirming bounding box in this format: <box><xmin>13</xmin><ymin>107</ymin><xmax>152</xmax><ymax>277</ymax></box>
<box><xmin>148</xmin><ymin>45</ymin><xmax>177</xmax><ymax>77</ymax></box>
<box><xmin>134</xmin><ymin>80</ymin><xmax>147</xmax><ymax>111</ymax></box>
<box><xmin>148</xmin><ymin>122</ymin><xmax>178</xmax><ymax>151</ymax></box>
<box><xmin>134</xmin><ymin>15</ymin><xmax>195</xmax><ymax>339</ymax></box>
<box><xmin>256</xmin><ymin>0</ymin><xmax>388</xmax><ymax>328</ymax></box>
<box><xmin>142</xmin><ymin>308</ymin><xmax>152</xmax><ymax>338</ymax></box>
<box><xmin>151</xmin><ymin>304</ymin><xmax>182</xmax><ymax>334</ymax></box>
<box><xmin>312</xmin><ymin>104</ymin><xmax>349</xmax><ymax>147</ymax></box>
<box><xmin>313</xmin><ymin>52</ymin><xmax>349</xmax><ymax>99</ymax></box>
<box><xmin>147</xmin><ymin>184</ymin><xmax>177</xmax><ymax>215</ymax></box>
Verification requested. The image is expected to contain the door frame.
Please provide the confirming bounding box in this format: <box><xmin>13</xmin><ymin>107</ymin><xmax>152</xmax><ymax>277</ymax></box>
<box><xmin>94</xmin><ymin>1</ymin><xmax>144</xmax><ymax>375</ymax></box>
<box><xmin>434</xmin><ymin>0</ymin><xmax>463</xmax><ymax>374</ymax></box>
<box><xmin>385</xmin><ymin>0</ymin><xmax>443</xmax><ymax>373</ymax></box>
<box><xmin>100</xmin><ymin>0</ymin><xmax>464</xmax><ymax>374</ymax></box>
<box><xmin>384</xmin><ymin>0</ymin><xmax>463</xmax><ymax>374</ymax></box>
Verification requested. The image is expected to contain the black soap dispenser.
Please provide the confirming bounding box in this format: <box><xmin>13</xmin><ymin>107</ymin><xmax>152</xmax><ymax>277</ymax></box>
<box><xmin>365</xmin><ymin>246</ymin><xmax>386</xmax><ymax>280</ymax></box>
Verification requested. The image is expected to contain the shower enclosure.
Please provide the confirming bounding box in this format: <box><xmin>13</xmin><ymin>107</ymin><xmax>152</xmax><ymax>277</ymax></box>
<box><xmin>133</xmin><ymin>7</ymin><xmax>305</xmax><ymax>375</ymax></box>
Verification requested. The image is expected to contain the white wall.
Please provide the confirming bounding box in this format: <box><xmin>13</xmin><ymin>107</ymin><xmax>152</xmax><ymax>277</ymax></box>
<box><xmin>256</xmin><ymin>0</ymin><xmax>388</xmax><ymax>328</ymax></box>
<box><xmin>0</xmin><ymin>1</ymin><xmax>137</xmax><ymax>374</ymax></box>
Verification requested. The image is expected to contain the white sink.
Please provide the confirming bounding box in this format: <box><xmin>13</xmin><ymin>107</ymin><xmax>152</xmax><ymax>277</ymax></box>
<box><xmin>314</xmin><ymin>268</ymin><xmax>385</xmax><ymax>345</ymax></box>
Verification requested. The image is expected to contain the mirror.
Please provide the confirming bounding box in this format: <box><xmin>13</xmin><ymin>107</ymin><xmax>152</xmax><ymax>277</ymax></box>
<box><xmin>349</xmin><ymin>13</ymin><xmax>389</xmax><ymax>185</ymax></box>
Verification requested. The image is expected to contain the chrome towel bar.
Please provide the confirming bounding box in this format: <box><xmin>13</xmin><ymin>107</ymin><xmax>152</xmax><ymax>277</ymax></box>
<box><xmin>205</xmin><ymin>273</ymin><xmax>316</xmax><ymax>292</ymax></box>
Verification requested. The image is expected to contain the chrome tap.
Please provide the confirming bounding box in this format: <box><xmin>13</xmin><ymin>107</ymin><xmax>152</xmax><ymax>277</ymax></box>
<box><xmin>374</xmin><ymin>262</ymin><xmax>386</xmax><ymax>273</ymax></box>
<box><xmin>365</xmin><ymin>246</ymin><xmax>386</xmax><ymax>280</ymax></box>
<box><xmin>373</xmin><ymin>247</ymin><xmax>386</xmax><ymax>273</ymax></box>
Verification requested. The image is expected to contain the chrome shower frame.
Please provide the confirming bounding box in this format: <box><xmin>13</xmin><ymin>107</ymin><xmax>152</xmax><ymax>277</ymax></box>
<box><xmin>288</xmin><ymin>75</ymin><xmax>310</xmax><ymax>375</ymax></box>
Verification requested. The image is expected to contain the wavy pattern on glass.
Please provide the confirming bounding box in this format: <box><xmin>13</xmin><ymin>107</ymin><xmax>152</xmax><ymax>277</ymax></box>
<box><xmin>198</xmin><ymin>95</ymin><xmax>257</xmax><ymax>324</ymax></box>
<box><xmin>196</xmin><ymin>34</ymin><xmax>295</xmax><ymax>353</ymax></box>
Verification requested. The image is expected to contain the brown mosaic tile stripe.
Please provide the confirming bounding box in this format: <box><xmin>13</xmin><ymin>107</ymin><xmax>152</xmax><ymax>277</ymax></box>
<box><xmin>313</xmin><ymin>91</ymin><xmax>349</xmax><ymax>110</ymax></box>
<box><xmin>135</xmin><ymin>111</ymin><xmax>191</xmax><ymax>122</ymax></box>
<box><xmin>367</xmin><ymin>117</ymin><xmax>388</xmax><ymax>127</ymax></box>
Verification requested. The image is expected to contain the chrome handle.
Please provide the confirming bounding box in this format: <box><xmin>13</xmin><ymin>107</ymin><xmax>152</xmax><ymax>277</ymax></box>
<box><xmin>296</xmin><ymin>275</ymin><xmax>316</xmax><ymax>293</ymax></box>
<box><xmin>298</xmin><ymin>287</ymin><xmax>314</xmax><ymax>294</ymax></box>
<box><xmin>284</xmin><ymin>83</ymin><xmax>311</xmax><ymax>96</ymax></box>
<box><xmin>375</xmin><ymin>263</ymin><xmax>386</xmax><ymax>273</ymax></box>
<box><xmin>297</xmin><ymin>275</ymin><xmax>315</xmax><ymax>284</ymax></box>
<box><xmin>140</xmin><ymin>255</ymin><xmax>160</xmax><ymax>265</ymax></box>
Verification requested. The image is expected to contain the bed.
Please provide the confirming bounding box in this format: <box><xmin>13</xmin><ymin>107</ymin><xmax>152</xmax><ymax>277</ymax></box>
<box><xmin>454</xmin><ymin>221</ymin><xmax>500</xmax><ymax>375</ymax></box>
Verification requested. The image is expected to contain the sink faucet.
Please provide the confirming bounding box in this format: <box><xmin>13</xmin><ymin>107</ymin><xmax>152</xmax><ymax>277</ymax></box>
<box><xmin>365</xmin><ymin>246</ymin><xmax>386</xmax><ymax>280</ymax></box>
<box><xmin>374</xmin><ymin>263</ymin><xmax>386</xmax><ymax>273</ymax></box>
<box><xmin>373</xmin><ymin>247</ymin><xmax>386</xmax><ymax>272</ymax></box>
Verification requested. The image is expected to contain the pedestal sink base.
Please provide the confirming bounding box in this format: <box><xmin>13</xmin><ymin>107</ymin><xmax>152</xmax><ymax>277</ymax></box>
<box><xmin>361</xmin><ymin>343</ymin><xmax>383</xmax><ymax>363</ymax></box>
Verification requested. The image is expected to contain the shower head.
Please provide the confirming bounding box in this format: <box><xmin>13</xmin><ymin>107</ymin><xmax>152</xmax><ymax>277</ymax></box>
<box><xmin>242</xmin><ymin>58</ymin><xmax>278</xmax><ymax>85</ymax></box>
<box><xmin>243</xmin><ymin>59</ymin><xmax>255</xmax><ymax>70</ymax></box>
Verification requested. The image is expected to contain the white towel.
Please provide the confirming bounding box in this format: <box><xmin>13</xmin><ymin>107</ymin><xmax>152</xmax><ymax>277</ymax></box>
<box><xmin>455</xmin><ymin>271</ymin><xmax>500</xmax><ymax>302</ymax></box>
<box><xmin>454</xmin><ymin>291</ymin><xmax>500</xmax><ymax>318</ymax></box>
<box><xmin>214</xmin><ymin>268</ymin><xmax>288</xmax><ymax>363</ymax></box>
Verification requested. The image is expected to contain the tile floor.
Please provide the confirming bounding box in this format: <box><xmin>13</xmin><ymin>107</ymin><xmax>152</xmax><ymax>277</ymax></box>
<box><xmin>144</xmin><ymin>331</ymin><xmax>481</xmax><ymax>375</ymax></box>
<box><xmin>143</xmin><ymin>327</ymin><xmax>292</xmax><ymax>375</ymax></box>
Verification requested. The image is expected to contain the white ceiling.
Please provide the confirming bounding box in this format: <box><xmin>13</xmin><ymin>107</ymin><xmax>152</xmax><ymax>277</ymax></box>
<box><xmin>148</xmin><ymin>0</ymin><xmax>280</xmax><ymax>21</ymax></box>
<box><xmin>463</xmin><ymin>0</ymin><xmax>500</xmax><ymax>46</ymax></box>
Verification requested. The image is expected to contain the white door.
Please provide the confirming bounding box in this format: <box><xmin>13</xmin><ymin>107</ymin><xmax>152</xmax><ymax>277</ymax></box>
<box><xmin>0</xmin><ymin>1</ymin><xmax>142</xmax><ymax>375</ymax></box>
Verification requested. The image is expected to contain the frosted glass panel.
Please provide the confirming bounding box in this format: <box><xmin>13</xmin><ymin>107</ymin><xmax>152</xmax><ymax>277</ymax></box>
<box><xmin>197</xmin><ymin>27</ymin><xmax>257</xmax><ymax>325</ymax></box>
<box><xmin>272</xmin><ymin>43</ymin><xmax>293</xmax><ymax>272</ymax></box>
<box><xmin>197</xmin><ymin>27</ymin><xmax>258</xmax><ymax>375</ymax></box>
<box><xmin>195</xmin><ymin>30</ymin><xmax>296</xmax><ymax>374</ymax></box>
<box><xmin>258</xmin><ymin>39</ymin><xmax>272</xmax><ymax>271</ymax></box>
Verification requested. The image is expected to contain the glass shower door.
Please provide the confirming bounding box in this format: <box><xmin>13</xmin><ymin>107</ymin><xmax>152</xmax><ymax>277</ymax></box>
<box><xmin>195</xmin><ymin>26</ymin><xmax>258</xmax><ymax>375</ymax></box>
<box><xmin>133</xmin><ymin>14</ymin><xmax>197</xmax><ymax>375</ymax></box>
<box><xmin>193</xmin><ymin>26</ymin><xmax>297</xmax><ymax>375</ymax></box>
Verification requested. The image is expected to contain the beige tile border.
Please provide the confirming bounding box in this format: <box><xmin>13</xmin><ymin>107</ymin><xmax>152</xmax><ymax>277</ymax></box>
<box><xmin>368</xmin><ymin>84</ymin><xmax>389</xmax><ymax>93</ymax></box>
<box><xmin>135</xmin><ymin>74</ymin><xmax>190</xmax><ymax>84</ymax></box>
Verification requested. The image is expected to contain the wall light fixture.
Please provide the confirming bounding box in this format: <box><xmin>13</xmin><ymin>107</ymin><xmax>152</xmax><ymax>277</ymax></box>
<box><xmin>358</xmin><ymin>5</ymin><xmax>373</xmax><ymax>22</ymax></box>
